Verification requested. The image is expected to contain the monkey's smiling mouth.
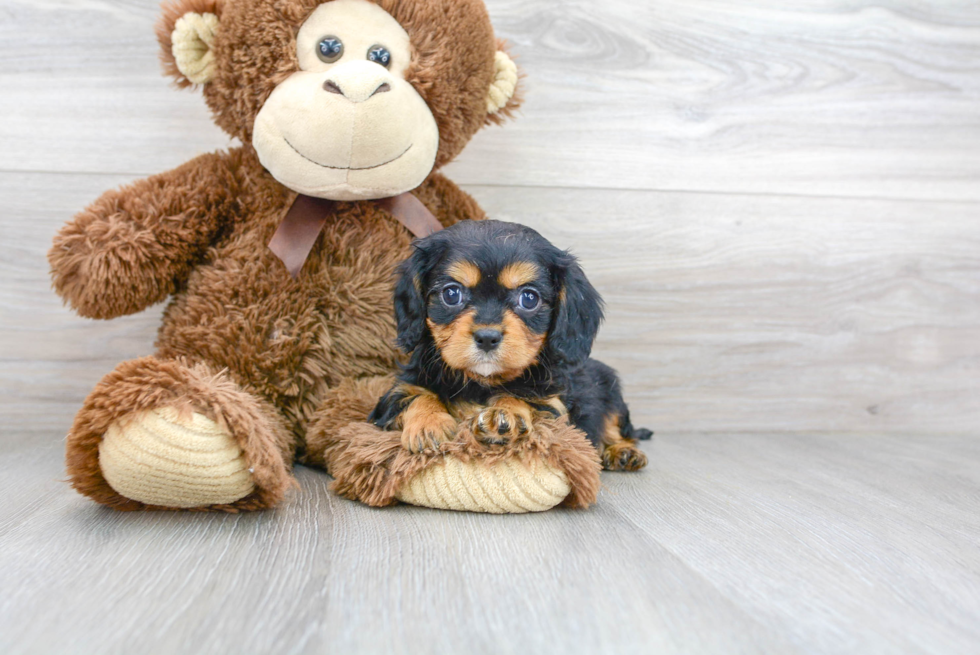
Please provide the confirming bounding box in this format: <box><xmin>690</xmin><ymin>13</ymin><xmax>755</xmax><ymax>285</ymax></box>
<box><xmin>284</xmin><ymin>138</ymin><xmax>413</xmax><ymax>171</ymax></box>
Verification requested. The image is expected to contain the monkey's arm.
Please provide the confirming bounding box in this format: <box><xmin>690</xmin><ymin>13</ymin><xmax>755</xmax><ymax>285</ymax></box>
<box><xmin>49</xmin><ymin>150</ymin><xmax>243</xmax><ymax>319</ymax></box>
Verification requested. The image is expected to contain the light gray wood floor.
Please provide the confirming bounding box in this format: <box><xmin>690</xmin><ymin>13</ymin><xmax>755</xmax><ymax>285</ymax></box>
<box><xmin>2</xmin><ymin>1</ymin><xmax>979</xmax><ymax>653</ymax></box>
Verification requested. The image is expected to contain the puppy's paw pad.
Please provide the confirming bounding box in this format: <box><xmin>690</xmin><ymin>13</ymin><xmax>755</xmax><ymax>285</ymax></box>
<box><xmin>472</xmin><ymin>408</ymin><xmax>530</xmax><ymax>445</ymax></box>
<box><xmin>602</xmin><ymin>443</ymin><xmax>648</xmax><ymax>472</ymax></box>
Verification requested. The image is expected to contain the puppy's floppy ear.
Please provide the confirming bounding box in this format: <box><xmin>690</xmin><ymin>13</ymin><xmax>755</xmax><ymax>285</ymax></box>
<box><xmin>393</xmin><ymin>236</ymin><xmax>446</xmax><ymax>353</ymax></box>
<box><xmin>393</xmin><ymin>247</ymin><xmax>428</xmax><ymax>353</ymax></box>
<box><xmin>546</xmin><ymin>252</ymin><xmax>604</xmax><ymax>367</ymax></box>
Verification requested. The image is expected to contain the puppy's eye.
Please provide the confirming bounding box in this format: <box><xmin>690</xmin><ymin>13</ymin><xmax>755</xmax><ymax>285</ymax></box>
<box><xmin>442</xmin><ymin>284</ymin><xmax>463</xmax><ymax>306</ymax></box>
<box><xmin>519</xmin><ymin>289</ymin><xmax>540</xmax><ymax>310</ymax></box>
<box><xmin>317</xmin><ymin>36</ymin><xmax>344</xmax><ymax>63</ymax></box>
<box><xmin>367</xmin><ymin>45</ymin><xmax>391</xmax><ymax>68</ymax></box>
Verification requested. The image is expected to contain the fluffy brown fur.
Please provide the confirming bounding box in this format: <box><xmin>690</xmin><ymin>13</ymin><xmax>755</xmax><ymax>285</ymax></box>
<box><xmin>305</xmin><ymin>376</ymin><xmax>601</xmax><ymax>509</ymax></box>
<box><xmin>330</xmin><ymin>421</ymin><xmax>601</xmax><ymax>509</ymax></box>
<box><xmin>328</xmin><ymin>420</ymin><xmax>601</xmax><ymax>509</ymax></box>
<box><xmin>67</xmin><ymin>356</ymin><xmax>295</xmax><ymax>511</ymax></box>
<box><xmin>50</xmin><ymin>0</ymin><xmax>531</xmax><ymax>512</ymax></box>
<box><xmin>54</xmin><ymin>147</ymin><xmax>481</xmax><ymax>510</ymax></box>
<box><xmin>304</xmin><ymin>375</ymin><xmax>395</xmax><ymax>470</ymax></box>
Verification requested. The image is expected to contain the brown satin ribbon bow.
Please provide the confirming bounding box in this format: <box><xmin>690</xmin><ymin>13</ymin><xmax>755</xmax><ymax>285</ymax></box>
<box><xmin>268</xmin><ymin>192</ymin><xmax>444</xmax><ymax>278</ymax></box>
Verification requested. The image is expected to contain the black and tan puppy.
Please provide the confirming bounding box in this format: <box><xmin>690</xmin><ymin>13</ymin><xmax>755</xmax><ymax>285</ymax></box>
<box><xmin>369</xmin><ymin>219</ymin><xmax>652</xmax><ymax>471</ymax></box>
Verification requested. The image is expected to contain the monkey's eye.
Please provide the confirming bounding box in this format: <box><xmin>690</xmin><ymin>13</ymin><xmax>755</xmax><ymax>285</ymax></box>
<box><xmin>441</xmin><ymin>284</ymin><xmax>463</xmax><ymax>306</ymax></box>
<box><xmin>317</xmin><ymin>36</ymin><xmax>344</xmax><ymax>63</ymax></box>
<box><xmin>519</xmin><ymin>289</ymin><xmax>540</xmax><ymax>310</ymax></box>
<box><xmin>367</xmin><ymin>45</ymin><xmax>391</xmax><ymax>68</ymax></box>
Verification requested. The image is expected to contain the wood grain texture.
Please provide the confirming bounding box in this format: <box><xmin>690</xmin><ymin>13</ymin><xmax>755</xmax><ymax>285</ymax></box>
<box><xmin>1</xmin><ymin>1</ymin><xmax>979</xmax><ymax>199</ymax></box>
<box><xmin>2</xmin><ymin>0</ymin><xmax>980</xmax><ymax>652</ymax></box>
<box><xmin>1</xmin><ymin>434</ymin><xmax>978</xmax><ymax>655</ymax></box>
<box><xmin>4</xmin><ymin>172</ymin><xmax>978</xmax><ymax>434</ymax></box>
<box><xmin>467</xmin><ymin>185</ymin><xmax>980</xmax><ymax>435</ymax></box>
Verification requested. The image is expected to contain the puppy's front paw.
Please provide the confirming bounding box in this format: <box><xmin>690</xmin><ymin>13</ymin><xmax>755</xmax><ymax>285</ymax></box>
<box><xmin>472</xmin><ymin>398</ymin><xmax>534</xmax><ymax>445</ymax></box>
<box><xmin>602</xmin><ymin>441</ymin><xmax>648</xmax><ymax>471</ymax></box>
<box><xmin>400</xmin><ymin>394</ymin><xmax>457</xmax><ymax>454</ymax></box>
<box><xmin>401</xmin><ymin>411</ymin><xmax>456</xmax><ymax>453</ymax></box>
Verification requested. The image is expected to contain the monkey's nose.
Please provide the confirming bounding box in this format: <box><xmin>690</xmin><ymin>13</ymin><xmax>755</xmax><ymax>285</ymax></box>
<box><xmin>322</xmin><ymin>79</ymin><xmax>391</xmax><ymax>102</ymax></box>
<box><xmin>321</xmin><ymin>60</ymin><xmax>394</xmax><ymax>103</ymax></box>
<box><xmin>473</xmin><ymin>329</ymin><xmax>502</xmax><ymax>353</ymax></box>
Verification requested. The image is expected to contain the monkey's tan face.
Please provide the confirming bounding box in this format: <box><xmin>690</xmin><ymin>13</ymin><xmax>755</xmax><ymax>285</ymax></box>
<box><xmin>252</xmin><ymin>0</ymin><xmax>439</xmax><ymax>201</ymax></box>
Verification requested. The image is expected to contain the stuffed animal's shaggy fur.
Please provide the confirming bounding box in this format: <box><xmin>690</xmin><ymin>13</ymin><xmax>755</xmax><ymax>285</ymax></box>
<box><xmin>49</xmin><ymin>0</ymin><xmax>536</xmax><ymax>511</ymax></box>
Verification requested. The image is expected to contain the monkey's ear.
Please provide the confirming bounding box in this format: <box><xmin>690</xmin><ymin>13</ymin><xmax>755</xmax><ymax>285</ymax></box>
<box><xmin>485</xmin><ymin>42</ymin><xmax>523</xmax><ymax>124</ymax></box>
<box><xmin>157</xmin><ymin>0</ymin><xmax>224</xmax><ymax>88</ymax></box>
<box><xmin>545</xmin><ymin>253</ymin><xmax>604</xmax><ymax>368</ymax></box>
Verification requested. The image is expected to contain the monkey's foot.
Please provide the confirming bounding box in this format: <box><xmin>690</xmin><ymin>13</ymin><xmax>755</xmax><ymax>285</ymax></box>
<box><xmin>98</xmin><ymin>407</ymin><xmax>256</xmax><ymax>508</ymax></box>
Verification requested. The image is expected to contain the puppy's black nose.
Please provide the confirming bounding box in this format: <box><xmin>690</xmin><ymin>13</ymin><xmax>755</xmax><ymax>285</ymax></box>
<box><xmin>473</xmin><ymin>329</ymin><xmax>502</xmax><ymax>353</ymax></box>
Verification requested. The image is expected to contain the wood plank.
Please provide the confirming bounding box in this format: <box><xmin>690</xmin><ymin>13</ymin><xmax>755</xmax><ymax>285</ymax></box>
<box><xmin>467</xmin><ymin>184</ymin><xmax>980</xmax><ymax>435</ymax></box>
<box><xmin>611</xmin><ymin>432</ymin><xmax>980</xmax><ymax>655</ymax></box>
<box><xmin>6</xmin><ymin>171</ymin><xmax>977</xmax><ymax>435</ymax></box>
<box><xmin>0</xmin><ymin>438</ymin><xmax>794</xmax><ymax>655</ymax></box>
<box><xmin>460</xmin><ymin>0</ymin><xmax>980</xmax><ymax>200</ymax></box>
<box><xmin>1</xmin><ymin>0</ymin><xmax>979</xmax><ymax>200</ymax></box>
<box><xmin>1</xmin><ymin>433</ymin><xmax>977</xmax><ymax>654</ymax></box>
<box><xmin>3</xmin><ymin>2</ymin><xmax>980</xmax><ymax>654</ymax></box>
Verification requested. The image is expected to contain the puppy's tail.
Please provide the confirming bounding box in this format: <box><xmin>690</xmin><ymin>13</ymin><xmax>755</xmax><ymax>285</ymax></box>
<box><xmin>620</xmin><ymin>410</ymin><xmax>653</xmax><ymax>441</ymax></box>
<box><xmin>630</xmin><ymin>427</ymin><xmax>654</xmax><ymax>441</ymax></box>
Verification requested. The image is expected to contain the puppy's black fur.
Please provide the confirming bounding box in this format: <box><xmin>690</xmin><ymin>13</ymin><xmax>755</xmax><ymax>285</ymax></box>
<box><xmin>369</xmin><ymin>219</ymin><xmax>651</xmax><ymax>469</ymax></box>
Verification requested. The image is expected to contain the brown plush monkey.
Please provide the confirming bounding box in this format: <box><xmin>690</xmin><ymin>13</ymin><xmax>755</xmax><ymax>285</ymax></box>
<box><xmin>49</xmin><ymin>0</ymin><xmax>600</xmax><ymax>513</ymax></box>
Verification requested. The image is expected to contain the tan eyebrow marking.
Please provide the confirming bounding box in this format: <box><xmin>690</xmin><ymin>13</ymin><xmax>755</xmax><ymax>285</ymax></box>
<box><xmin>499</xmin><ymin>262</ymin><xmax>540</xmax><ymax>289</ymax></box>
<box><xmin>446</xmin><ymin>260</ymin><xmax>481</xmax><ymax>287</ymax></box>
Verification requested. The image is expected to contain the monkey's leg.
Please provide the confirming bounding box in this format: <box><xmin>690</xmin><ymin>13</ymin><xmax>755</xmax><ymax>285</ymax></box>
<box><xmin>67</xmin><ymin>356</ymin><xmax>295</xmax><ymax>511</ymax></box>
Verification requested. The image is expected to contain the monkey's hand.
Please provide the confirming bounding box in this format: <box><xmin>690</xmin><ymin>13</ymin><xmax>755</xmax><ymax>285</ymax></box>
<box><xmin>49</xmin><ymin>151</ymin><xmax>239</xmax><ymax>319</ymax></box>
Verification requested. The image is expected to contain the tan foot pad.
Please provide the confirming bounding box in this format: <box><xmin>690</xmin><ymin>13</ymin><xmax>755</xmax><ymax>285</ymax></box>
<box><xmin>98</xmin><ymin>407</ymin><xmax>255</xmax><ymax>508</ymax></box>
<box><xmin>396</xmin><ymin>457</ymin><xmax>571</xmax><ymax>514</ymax></box>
